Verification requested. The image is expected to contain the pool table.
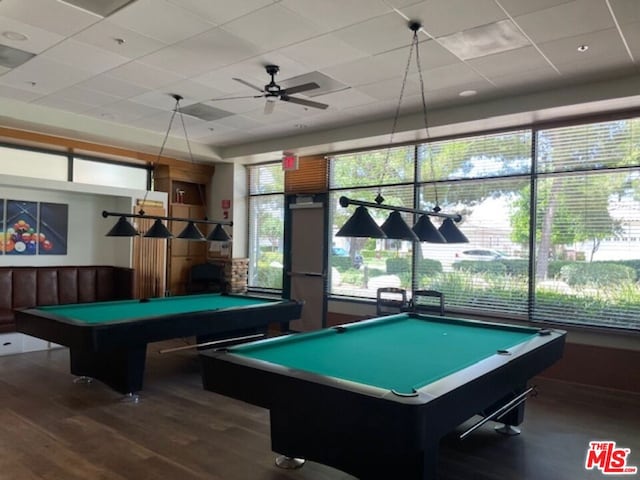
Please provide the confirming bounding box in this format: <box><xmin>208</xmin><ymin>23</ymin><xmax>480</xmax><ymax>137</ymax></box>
<box><xmin>200</xmin><ymin>313</ymin><xmax>565</xmax><ymax>480</ymax></box>
<box><xmin>15</xmin><ymin>293</ymin><xmax>302</xmax><ymax>395</ymax></box>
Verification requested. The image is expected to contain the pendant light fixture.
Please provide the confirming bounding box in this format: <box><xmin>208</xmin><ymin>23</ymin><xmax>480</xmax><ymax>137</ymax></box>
<box><xmin>336</xmin><ymin>21</ymin><xmax>468</xmax><ymax>244</ymax></box>
<box><xmin>103</xmin><ymin>94</ymin><xmax>232</xmax><ymax>240</ymax></box>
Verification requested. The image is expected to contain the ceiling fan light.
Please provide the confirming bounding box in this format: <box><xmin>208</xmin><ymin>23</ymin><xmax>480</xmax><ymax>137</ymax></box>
<box><xmin>336</xmin><ymin>206</ymin><xmax>386</xmax><ymax>238</ymax></box>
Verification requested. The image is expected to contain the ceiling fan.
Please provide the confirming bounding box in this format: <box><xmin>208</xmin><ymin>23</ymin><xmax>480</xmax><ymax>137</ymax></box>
<box><xmin>209</xmin><ymin>65</ymin><xmax>329</xmax><ymax>114</ymax></box>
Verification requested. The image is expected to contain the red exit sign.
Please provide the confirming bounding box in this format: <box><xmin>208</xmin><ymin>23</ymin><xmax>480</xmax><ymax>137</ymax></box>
<box><xmin>282</xmin><ymin>152</ymin><xmax>299</xmax><ymax>171</ymax></box>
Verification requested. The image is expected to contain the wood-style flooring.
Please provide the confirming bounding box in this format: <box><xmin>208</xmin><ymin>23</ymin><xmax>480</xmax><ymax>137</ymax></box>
<box><xmin>0</xmin><ymin>340</ymin><xmax>638</xmax><ymax>480</ymax></box>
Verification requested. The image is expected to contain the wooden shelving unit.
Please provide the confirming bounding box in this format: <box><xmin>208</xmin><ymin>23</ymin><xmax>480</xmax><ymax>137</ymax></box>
<box><xmin>154</xmin><ymin>163</ymin><xmax>215</xmax><ymax>296</ymax></box>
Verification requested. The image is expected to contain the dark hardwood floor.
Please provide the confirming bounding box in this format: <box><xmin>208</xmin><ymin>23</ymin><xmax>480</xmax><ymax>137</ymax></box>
<box><xmin>1</xmin><ymin>341</ymin><xmax>638</xmax><ymax>480</ymax></box>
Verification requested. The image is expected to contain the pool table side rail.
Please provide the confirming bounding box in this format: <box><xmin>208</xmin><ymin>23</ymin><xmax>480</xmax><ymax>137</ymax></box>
<box><xmin>15</xmin><ymin>298</ymin><xmax>303</xmax><ymax>351</ymax></box>
<box><xmin>201</xmin><ymin>326</ymin><xmax>566</xmax><ymax>407</ymax></box>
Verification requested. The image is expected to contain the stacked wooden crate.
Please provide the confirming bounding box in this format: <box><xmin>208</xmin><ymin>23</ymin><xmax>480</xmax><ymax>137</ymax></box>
<box><xmin>226</xmin><ymin>258</ymin><xmax>249</xmax><ymax>293</ymax></box>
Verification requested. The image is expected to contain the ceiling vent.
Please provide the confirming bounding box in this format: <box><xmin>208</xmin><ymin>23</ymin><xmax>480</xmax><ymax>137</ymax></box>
<box><xmin>57</xmin><ymin>0</ymin><xmax>137</xmax><ymax>17</ymax></box>
<box><xmin>180</xmin><ymin>103</ymin><xmax>234</xmax><ymax>122</ymax></box>
<box><xmin>437</xmin><ymin>19</ymin><xmax>530</xmax><ymax>61</ymax></box>
<box><xmin>0</xmin><ymin>43</ymin><xmax>35</xmax><ymax>68</ymax></box>
<box><xmin>278</xmin><ymin>71</ymin><xmax>349</xmax><ymax>98</ymax></box>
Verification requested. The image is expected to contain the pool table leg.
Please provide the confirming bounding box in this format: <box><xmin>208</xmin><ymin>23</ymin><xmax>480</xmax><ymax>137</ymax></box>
<box><xmin>69</xmin><ymin>346</ymin><xmax>147</xmax><ymax>395</ymax></box>
<box><xmin>494</xmin><ymin>383</ymin><xmax>527</xmax><ymax>435</ymax></box>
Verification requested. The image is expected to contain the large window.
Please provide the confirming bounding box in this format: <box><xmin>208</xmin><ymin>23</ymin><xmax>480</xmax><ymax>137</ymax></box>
<box><xmin>74</xmin><ymin>157</ymin><xmax>148</xmax><ymax>189</ymax></box>
<box><xmin>329</xmin><ymin>147</ymin><xmax>415</xmax><ymax>298</ymax></box>
<box><xmin>328</xmin><ymin>120</ymin><xmax>640</xmax><ymax>331</ymax></box>
<box><xmin>248</xmin><ymin>163</ymin><xmax>285</xmax><ymax>290</ymax></box>
<box><xmin>0</xmin><ymin>146</ymin><xmax>68</xmax><ymax>181</ymax></box>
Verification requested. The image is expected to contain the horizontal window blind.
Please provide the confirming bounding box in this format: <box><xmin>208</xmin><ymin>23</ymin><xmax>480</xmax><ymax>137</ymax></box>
<box><xmin>248</xmin><ymin>164</ymin><xmax>284</xmax><ymax>290</ymax></box>
<box><xmin>329</xmin><ymin>146</ymin><xmax>414</xmax><ymax>189</ymax></box>
<box><xmin>285</xmin><ymin>155</ymin><xmax>328</xmax><ymax>193</ymax></box>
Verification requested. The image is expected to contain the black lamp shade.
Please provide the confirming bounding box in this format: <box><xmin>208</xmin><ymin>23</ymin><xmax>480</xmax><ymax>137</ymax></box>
<box><xmin>380</xmin><ymin>211</ymin><xmax>419</xmax><ymax>242</ymax></box>
<box><xmin>439</xmin><ymin>218</ymin><xmax>469</xmax><ymax>243</ymax></box>
<box><xmin>413</xmin><ymin>215</ymin><xmax>447</xmax><ymax>243</ymax></box>
<box><xmin>177</xmin><ymin>221</ymin><xmax>205</xmax><ymax>240</ymax></box>
<box><xmin>207</xmin><ymin>224</ymin><xmax>231</xmax><ymax>242</ymax></box>
<box><xmin>336</xmin><ymin>206</ymin><xmax>386</xmax><ymax>238</ymax></box>
<box><xmin>144</xmin><ymin>219</ymin><xmax>172</xmax><ymax>239</ymax></box>
<box><xmin>106</xmin><ymin>216</ymin><xmax>138</xmax><ymax>237</ymax></box>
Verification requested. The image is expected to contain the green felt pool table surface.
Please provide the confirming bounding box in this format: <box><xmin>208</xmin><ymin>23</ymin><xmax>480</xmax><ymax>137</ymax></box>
<box><xmin>36</xmin><ymin>293</ymin><xmax>279</xmax><ymax>324</ymax></box>
<box><xmin>228</xmin><ymin>313</ymin><xmax>540</xmax><ymax>394</ymax></box>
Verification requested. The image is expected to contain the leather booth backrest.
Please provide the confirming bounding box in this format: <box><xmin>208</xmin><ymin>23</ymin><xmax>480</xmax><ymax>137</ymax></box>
<box><xmin>0</xmin><ymin>266</ymin><xmax>134</xmax><ymax>333</ymax></box>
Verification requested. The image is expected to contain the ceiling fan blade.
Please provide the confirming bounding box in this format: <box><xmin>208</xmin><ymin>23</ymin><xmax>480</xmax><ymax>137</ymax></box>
<box><xmin>281</xmin><ymin>95</ymin><xmax>329</xmax><ymax>110</ymax></box>
<box><xmin>208</xmin><ymin>94</ymin><xmax>264</xmax><ymax>102</ymax></box>
<box><xmin>264</xmin><ymin>100</ymin><xmax>276</xmax><ymax>115</ymax></box>
<box><xmin>232</xmin><ymin>77</ymin><xmax>264</xmax><ymax>92</ymax></box>
<box><xmin>282</xmin><ymin>82</ymin><xmax>320</xmax><ymax>96</ymax></box>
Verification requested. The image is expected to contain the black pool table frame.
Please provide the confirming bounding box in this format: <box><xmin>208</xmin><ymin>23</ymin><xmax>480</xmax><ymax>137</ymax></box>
<box><xmin>200</xmin><ymin>314</ymin><xmax>566</xmax><ymax>480</ymax></box>
<box><xmin>16</xmin><ymin>294</ymin><xmax>302</xmax><ymax>395</ymax></box>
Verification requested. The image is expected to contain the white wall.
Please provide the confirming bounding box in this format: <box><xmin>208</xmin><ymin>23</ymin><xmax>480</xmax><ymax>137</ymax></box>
<box><xmin>1</xmin><ymin>173</ymin><xmax>166</xmax><ymax>268</ymax></box>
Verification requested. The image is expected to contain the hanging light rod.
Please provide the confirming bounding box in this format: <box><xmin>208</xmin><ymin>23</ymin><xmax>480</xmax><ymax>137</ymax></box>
<box><xmin>338</xmin><ymin>196</ymin><xmax>462</xmax><ymax>222</ymax></box>
<box><xmin>102</xmin><ymin>210</ymin><xmax>233</xmax><ymax>226</ymax></box>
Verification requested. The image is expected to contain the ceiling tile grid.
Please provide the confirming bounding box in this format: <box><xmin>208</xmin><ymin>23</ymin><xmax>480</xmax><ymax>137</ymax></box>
<box><xmin>0</xmin><ymin>0</ymin><xmax>637</xmax><ymax>162</ymax></box>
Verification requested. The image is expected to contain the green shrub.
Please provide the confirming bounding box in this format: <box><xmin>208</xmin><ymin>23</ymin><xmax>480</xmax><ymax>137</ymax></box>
<box><xmin>340</xmin><ymin>269</ymin><xmax>364</xmax><ymax>286</ymax></box>
<box><xmin>386</xmin><ymin>257</ymin><xmax>410</xmax><ymax>274</ymax></box>
<box><xmin>331</xmin><ymin>256</ymin><xmax>351</xmax><ymax>272</ymax></box>
<box><xmin>255</xmin><ymin>266</ymin><xmax>283</xmax><ymax>289</ymax></box>
<box><xmin>559</xmin><ymin>262</ymin><xmax>637</xmax><ymax>287</ymax></box>
<box><xmin>499</xmin><ymin>259</ymin><xmax>529</xmax><ymax>277</ymax></box>
<box><xmin>452</xmin><ymin>260</ymin><xmax>507</xmax><ymax>275</ymax></box>
<box><xmin>416</xmin><ymin>258</ymin><xmax>443</xmax><ymax>276</ymax></box>
<box><xmin>547</xmin><ymin>261</ymin><xmax>575</xmax><ymax>278</ymax></box>
<box><xmin>366</xmin><ymin>267</ymin><xmax>386</xmax><ymax>278</ymax></box>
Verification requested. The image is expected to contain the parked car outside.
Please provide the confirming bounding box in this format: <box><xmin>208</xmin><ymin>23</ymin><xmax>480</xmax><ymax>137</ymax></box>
<box><xmin>453</xmin><ymin>249</ymin><xmax>515</xmax><ymax>264</ymax></box>
<box><xmin>332</xmin><ymin>247</ymin><xmax>364</xmax><ymax>269</ymax></box>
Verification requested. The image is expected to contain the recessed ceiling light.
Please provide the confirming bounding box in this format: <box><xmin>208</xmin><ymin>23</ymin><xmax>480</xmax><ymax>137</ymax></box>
<box><xmin>3</xmin><ymin>31</ymin><xmax>28</xmax><ymax>41</ymax></box>
<box><xmin>459</xmin><ymin>90</ymin><xmax>477</xmax><ymax>97</ymax></box>
<box><xmin>577</xmin><ymin>45</ymin><xmax>589</xmax><ymax>52</ymax></box>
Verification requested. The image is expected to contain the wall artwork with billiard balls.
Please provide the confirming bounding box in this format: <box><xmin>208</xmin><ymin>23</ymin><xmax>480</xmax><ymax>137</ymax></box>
<box><xmin>0</xmin><ymin>199</ymin><xmax>68</xmax><ymax>255</ymax></box>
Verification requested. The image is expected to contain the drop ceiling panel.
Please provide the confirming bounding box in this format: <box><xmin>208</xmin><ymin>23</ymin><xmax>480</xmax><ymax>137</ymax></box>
<box><xmin>467</xmin><ymin>46</ymin><xmax>553</xmax><ymax>79</ymax></box>
<box><xmin>332</xmin><ymin>13</ymin><xmax>417</xmax><ymax>55</ymax></box>
<box><xmin>538</xmin><ymin>28</ymin><xmax>631</xmax><ymax>67</ymax></box>
<box><xmin>166</xmin><ymin>0</ymin><xmax>276</xmax><ymax>26</ymax></box>
<box><xmin>494</xmin><ymin>0</ymin><xmax>574</xmax><ymax>17</ymax></box>
<box><xmin>0</xmin><ymin>0</ymin><xmax>637</xmax><ymax>160</ymax></box>
<box><xmin>107</xmin><ymin>0</ymin><xmax>215</xmax><ymax>44</ymax></box>
<box><xmin>54</xmin><ymin>85</ymin><xmax>121</xmax><ymax>107</ymax></box>
<box><xmin>33</xmin><ymin>95</ymin><xmax>93</xmax><ymax>113</ymax></box>
<box><xmin>621</xmin><ymin>22</ymin><xmax>640</xmax><ymax>59</ymax></box>
<box><xmin>72</xmin><ymin>20</ymin><xmax>167</xmax><ymax>59</ymax></box>
<box><xmin>106</xmin><ymin>61</ymin><xmax>185</xmax><ymax>89</ymax></box>
<box><xmin>0</xmin><ymin>15</ymin><xmax>64</xmax><ymax>54</ymax></box>
<box><xmin>83</xmin><ymin>100</ymin><xmax>164</xmax><ymax>123</ymax></box>
<box><xmin>0</xmin><ymin>83</ymin><xmax>42</xmax><ymax>102</ymax></box>
<box><xmin>40</xmin><ymin>39</ymin><xmax>129</xmax><ymax>74</ymax></box>
<box><xmin>0</xmin><ymin>57</ymin><xmax>94</xmax><ymax>94</ymax></box>
<box><xmin>75</xmin><ymin>75</ymin><xmax>149</xmax><ymax>99</ymax></box>
<box><xmin>514</xmin><ymin>0</ymin><xmax>616</xmax><ymax>44</ymax></box>
<box><xmin>0</xmin><ymin>0</ymin><xmax>101</xmax><ymax>36</ymax></box>
<box><xmin>608</xmin><ymin>0</ymin><xmax>640</xmax><ymax>25</ymax></box>
<box><xmin>279</xmin><ymin>34</ymin><xmax>369</xmax><ymax>70</ymax></box>
<box><xmin>221</xmin><ymin>4</ymin><xmax>323</xmax><ymax>51</ymax></box>
<box><xmin>403</xmin><ymin>0</ymin><xmax>507</xmax><ymax>38</ymax></box>
<box><xmin>280</xmin><ymin>0</ymin><xmax>391</xmax><ymax>31</ymax></box>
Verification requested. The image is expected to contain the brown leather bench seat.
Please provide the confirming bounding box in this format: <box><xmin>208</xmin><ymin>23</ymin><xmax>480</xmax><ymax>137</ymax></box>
<box><xmin>0</xmin><ymin>266</ymin><xmax>134</xmax><ymax>333</ymax></box>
